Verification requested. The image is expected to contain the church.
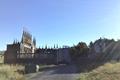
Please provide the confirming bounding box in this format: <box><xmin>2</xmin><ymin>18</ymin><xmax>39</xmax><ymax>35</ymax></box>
<box><xmin>4</xmin><ymin>30</ymin><xmax>71</xmax><ymax>64</ymax></box>
<box><xmin>4</xmin><ymin>30</ymin><xmax>36</xmax><ymax>63</ymax></box>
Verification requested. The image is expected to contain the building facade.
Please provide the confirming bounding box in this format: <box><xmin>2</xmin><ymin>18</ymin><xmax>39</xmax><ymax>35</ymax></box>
<box><xmin>4</xmin><ymin>30</ymin><xmax>36</xmax><ymax>63</ymax></box>
<box><xmin>4</xmin><ymin>31</ymin><xmax>71</xmax><ymax>64</ymax></box>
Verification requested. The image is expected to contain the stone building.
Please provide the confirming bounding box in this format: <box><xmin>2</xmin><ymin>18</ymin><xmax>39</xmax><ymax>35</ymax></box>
<box><xmin>4</xmin><ymin>30</ymin><xmax>71</xmax><ymax>64</ymax></box>
<box><xmin>4</xmin><ymin>43</ymin><xmax>20</xmax><ymax>63</ymax></box>
<box><xmin>4</xmin><ymin>30</ymin><xmax>36</xmax><ymax>64</ymax></box>
<box><xmin>57</xmin><ymin>47</ymin><xmax>71</xmax><ymax>64</ymax></box>
<box><xmin>35</xmin><ymin>48</ymin><xmax>57</xmax><ymax>64</ymax></box>
<box><xmin>20</xmin><ymin>30</ymin><xmax>36</xmax><ymax>53</ymax></box>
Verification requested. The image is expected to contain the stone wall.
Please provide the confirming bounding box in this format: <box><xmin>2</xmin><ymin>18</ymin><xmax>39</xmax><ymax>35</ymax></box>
<box><xmin>4</xmin><ymin>43</ymin><xmax>20</xmax><ymax>64</ymax></box>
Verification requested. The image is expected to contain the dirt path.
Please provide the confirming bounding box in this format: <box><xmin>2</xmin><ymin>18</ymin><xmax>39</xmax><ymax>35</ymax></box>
<box><xmin>25</xmin><ymin>64</ymin><xmax>79</xmax><ymax>80</ymax></box>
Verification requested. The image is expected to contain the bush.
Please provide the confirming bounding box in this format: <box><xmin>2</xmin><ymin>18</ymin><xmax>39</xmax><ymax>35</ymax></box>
<box><xmin>70</xmin><ymin>42</ymin><xmax>89</xmax><ymax>59</ymax></box>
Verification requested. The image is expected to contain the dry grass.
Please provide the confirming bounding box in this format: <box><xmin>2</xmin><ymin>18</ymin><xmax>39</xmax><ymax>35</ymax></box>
<box><xmin>0</xmin><ymin>55</ymin><xmax>4</xmax><ymax>63</ymax></box>
<box><xmin>78</xmin><ymin>62</ymin><xmax>120</xmax><ymax>80</ymax></box>
<box><xmin>0</xmin><ymin>64</ymin><xmax>25</xmax><ymax>80</ymax></box>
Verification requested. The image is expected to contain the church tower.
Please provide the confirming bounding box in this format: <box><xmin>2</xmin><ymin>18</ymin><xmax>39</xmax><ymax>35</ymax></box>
<box><xmin>20</xmin><ymin>30</ymin><xmax>33</xmax><ymax>53</ymax></box>
<box><xmin>32</xmin><ymin>37</ymin><xmax>36</xmax><ymax>53</ymax></box>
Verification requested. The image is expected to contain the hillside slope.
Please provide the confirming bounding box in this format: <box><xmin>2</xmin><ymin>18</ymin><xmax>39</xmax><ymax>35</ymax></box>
<box><xmin>78</xmin><ymin>62</ymin><xmax>120</xmax><ymax>80</ymax></box>
<box><xmin>98</xmin><ymin>41</ymin><xmax>120</xmax><ymax>62</ymax></box>
<box><xmin>89</xmin><ymin>39</ymin><xmax>120</xmax><ymax>62</ymax></box>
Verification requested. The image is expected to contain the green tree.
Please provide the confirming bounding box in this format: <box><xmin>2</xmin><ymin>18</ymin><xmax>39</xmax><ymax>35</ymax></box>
<box><xmin>70</xmin><ymin>42</ymin><xmax>89</xmax><ymax>59</ymax></box>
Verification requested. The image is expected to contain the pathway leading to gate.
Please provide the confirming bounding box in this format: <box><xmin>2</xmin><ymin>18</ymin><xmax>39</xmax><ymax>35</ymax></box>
<box><xmin>25</xmin><ymin>64</ymin><xmax>80</xmax><ymax>80</ymax></box>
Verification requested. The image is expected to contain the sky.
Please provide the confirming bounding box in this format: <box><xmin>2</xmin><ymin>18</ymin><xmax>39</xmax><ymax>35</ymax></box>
<box><xmin>0</xmin><ymin>0</ymin><xmax>120</xmax><ymax>50</ymax></box>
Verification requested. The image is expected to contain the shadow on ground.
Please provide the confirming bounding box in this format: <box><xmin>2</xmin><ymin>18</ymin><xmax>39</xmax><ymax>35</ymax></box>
<box><xmin>39</xmin><ymin>64</ymin><xmax>79</xmax><ymax>75</ymax></box>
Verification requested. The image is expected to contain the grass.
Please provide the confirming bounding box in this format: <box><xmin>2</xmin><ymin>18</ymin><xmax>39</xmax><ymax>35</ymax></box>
<box><xmin>0</xmin><ymin>55</ymin><xmax>4</xmax><ymax>63</ymax></box>
<box><xmin>0</xmin><ymin>55</ymin><xmax>25</xmax><ymax>80</ymax></box>
<box><xmin>78</xmin><ymin>62</ymin><xmax>120</xmax><ymax>80</ymax></box>
<box><xmin>0</xmin><ymin>64</ymin><xmax>26</xmax><ymax>80</ymax></box>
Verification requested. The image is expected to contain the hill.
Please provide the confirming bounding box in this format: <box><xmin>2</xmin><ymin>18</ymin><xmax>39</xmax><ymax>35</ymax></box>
<box><xmin>78</xmin><ymin>62</ymin><xmax>120</xmax><ymax>80</ymax></box>
<box><xmin>76</xmin><ymin>38</ymin><xmax>120</xmax><ymax>80</ymax></box>
<box><xmin>89</xmin><ymin>38</ymin><xmax>120</xmax><ymax>62</ymax></box>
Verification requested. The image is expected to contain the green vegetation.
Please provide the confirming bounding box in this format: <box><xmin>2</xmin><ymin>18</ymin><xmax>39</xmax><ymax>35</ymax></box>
<box><xmin>0</xmin><ymin>64</ymin><xmax>25</xmax><ymax>80</ymax></box>
<box><xmin>70</xmin><ymin>42</ymin><xmax>89</xmax><ymax>59</ymax></box>
<box><xmin>78</xmin><ymin>62</ymin><xmax>120</xmax><ymax>80</ymax></box>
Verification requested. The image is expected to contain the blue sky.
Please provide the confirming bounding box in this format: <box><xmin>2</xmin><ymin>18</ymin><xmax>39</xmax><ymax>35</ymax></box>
<box><xmin>0</xmin><ymin>0</ymin><xmax>120</xmax><ymax>50</ymax></box>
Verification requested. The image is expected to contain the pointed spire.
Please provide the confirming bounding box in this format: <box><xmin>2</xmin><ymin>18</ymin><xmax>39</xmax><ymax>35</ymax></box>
<box><xmin>33</xmin><ymin>37</ymin><xmax>36</xmax><ymax>46</ymax></box>
<box><xmin>21</xmin><ymin>30</ymin><xmax>25</xmax><ymax>43</ymax></box>
<box><xmin>38</xmin><ymin>46</ymin><xmax>41</xmax><ymax>49</ymax></box>
<box><xmin>54</xmin><ymin>44</ymin><xmax>56</xmax><ymax>49</ymax></box>
<box><xmin>56</xmin><ymin>44</ymin><xmax>58</xmax><ymax>49</ymax></box>
<box><xmin>42</xmin><ymin>46</ymin><xmax>44</xmax><ymax>49</ymax></box>
<box><xmin>21</xmin><ymin>27</ymin><xmax>32</xmax><ymax>44</ymax></box>
<box><xmin>13</xmin><ymin>40</ymin><xmax>16</xmax><ymax>44</ymax></box>
<box><xmin>45</xmin><ymin>45</ymin><xmax>47</xmax><ymax>49</ymax></box>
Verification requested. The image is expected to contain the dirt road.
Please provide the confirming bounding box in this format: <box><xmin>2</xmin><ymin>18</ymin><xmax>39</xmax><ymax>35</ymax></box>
<box><xmin>25</xmin><ymin>64</ymin><xmax>79</xmax><ymax>80</ymax></box>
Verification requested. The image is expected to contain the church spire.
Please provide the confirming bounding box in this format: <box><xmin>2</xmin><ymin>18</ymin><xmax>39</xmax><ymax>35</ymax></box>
<box><xmin>33</xmin><ymin>37</ymin><xmax>36</xmax><ymax>46</ymax></box>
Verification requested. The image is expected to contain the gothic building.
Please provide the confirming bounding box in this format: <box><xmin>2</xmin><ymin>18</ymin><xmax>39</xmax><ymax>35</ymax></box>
<box><xmin>4</xmin><ymin>30</ymin><xmax>71</xmax><ymax>64</ymax></box>
<box><xmin>20</xmin><ymin>30</ymin><xmax>36</xmax><ymax>53</ymax></box>
<box><xmin>4</xmin><ymin>30</ymin><xmax>36</xmax><ymax>63</ymax></box>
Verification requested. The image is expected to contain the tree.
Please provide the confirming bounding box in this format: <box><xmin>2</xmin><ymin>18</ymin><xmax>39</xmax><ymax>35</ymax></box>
<box><xmin>89</xmin><ymin>41</ymin><xmax>94</xmax><ymax>48</ymax></box>
<box><xmin>70</xmin><ymin>42</ymin><xmax>89</xmax><ymax>59</ymax></box>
